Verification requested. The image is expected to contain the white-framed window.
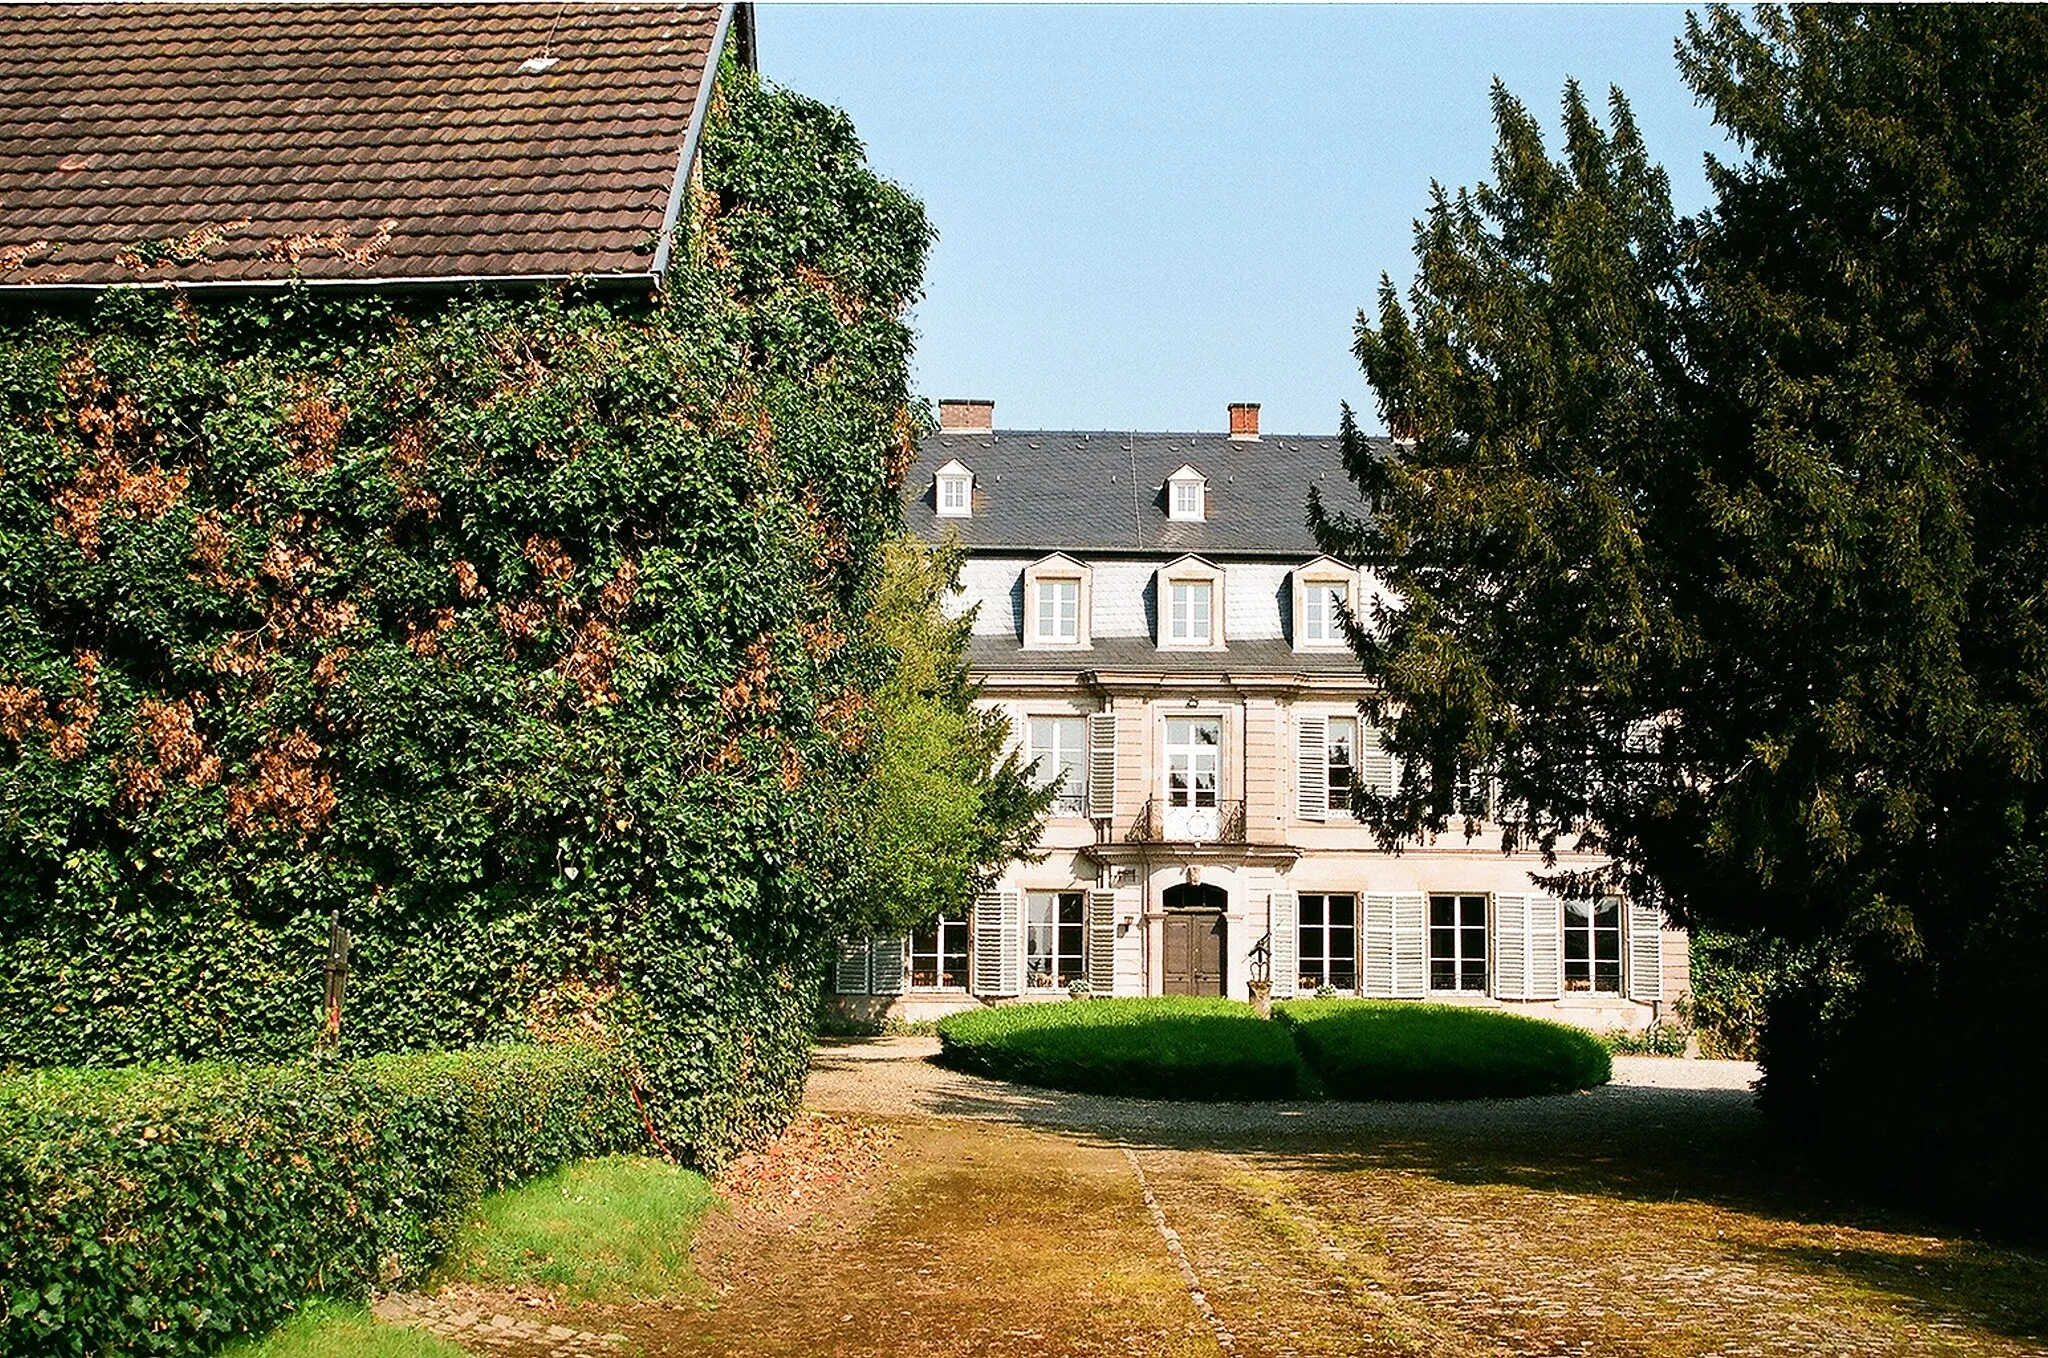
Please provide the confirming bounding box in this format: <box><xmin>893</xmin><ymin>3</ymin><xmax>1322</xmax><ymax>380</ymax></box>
<box><xmin>1165</xmin><ymin>716</ymin><xmax>1221</xmax><ymax>808</ymax></box>
<box><xmin>935</xmin><ymin>459</ymin><xmax>974</xmax><ymax>518</ymax></box>
<box><xmin>1429</xmin><ymin>893</ymin><xmax>1488</xmax><ymax>993</ymax></box>
<box><xmin>1565</xmin><ymin>897</ymin><xmax>1623</xmax><ymax>993</ymax></box>
<box><xmin>1035</xmin><ymin>578</ymin><xmax>1080</xmax><ymax>643</ymax></box>
<box><xmin>1168</xmin><ymin>580</ymin><xmax>1213</xmax><ymax>643</ymax></box>
<box><xmin>1454</xmin><ymin>761</ymin><xmax>1493</xmax><ymax>820</ymax></box>
<box><xmin>1025</xmin><ymin>890</ymin><xmax>1087</xmax><ymax>988</ymax></box>
<box><xmin>1327</xmin><ymin>716</ymin><xmax>1357</xmax><ymax>814</ymax></box>
<box><xmin>1304</xmin><ymin>580</ymin><xmax>1349</xmax><ymax>644</ymax></box>
<box><xmin>1297</xmin><ymin>893</ymin><xmax>1358</xmax><ymax>992</ymax></box>
<box><xmin>910</xmin><ymin>915</ymin><xmax>970</xmax><ymax>989</ymax></box>
<box><xmin>1023</xmin><ymin>554</ymin><xmax>1090</xmax><ymax>649</ymax></box>
<box><xmin>1166</xmin><ymin>465</ymin><xmax>1207</xmax><ymax>521</ymax></box>
<box><xmin>1027</xmin><ymin>716</ymin><xmax>1087</xmax><ymax>815</ymax></box>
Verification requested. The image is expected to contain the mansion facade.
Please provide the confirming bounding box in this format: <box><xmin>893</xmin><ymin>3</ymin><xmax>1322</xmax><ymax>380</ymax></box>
<box><xmin>830</xmin><ymin>400</ymin><xmax>1688</xmax><ymax>1030</ymax></box>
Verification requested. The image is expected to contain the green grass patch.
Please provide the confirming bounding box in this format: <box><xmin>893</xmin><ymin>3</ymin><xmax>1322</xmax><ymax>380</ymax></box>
<box><xmin>1275</xmin><ymin>999</ymin><xmax>1612</xmax><ymax>1099</ymax></box>
<box><xmin>220</xmin><ymin>1302</ymin><xmax>464</xmax><ymax>1358</ymax></box>
<box><xmin>935</xmin><ymin>997</ymin><xmax>1305</xmax><ymax>1100</ymax></box>
<box><xmin>438</xmin><ymin>1154</ymin><xmax>716</xmax><ymax>1303</ymax></box>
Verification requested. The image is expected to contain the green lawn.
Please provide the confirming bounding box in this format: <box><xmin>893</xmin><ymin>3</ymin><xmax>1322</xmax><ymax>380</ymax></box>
<box><xmin>220</xmin><ymin>1303</ymin><xmax>464</xmax><ymax>1358</ymax></box>
<box><xmin>935</xmin><ymin>996</ymin><xmax>1306</xmax><ymax>1100</ymax></box>
<box><xmin>935</xmin><ymin>997</ymin><xmax>1612</xmax><ymax>1101</ymax></box>
<box><xmin>1276</xmin><ymin>998</ymin><xmax>1612</xmax><ymax>1099</ymax></box>
<box><xmin>435</xmin><ymin>1153</ymin><xmax>718</xmax><ymax>1303</ymax></box>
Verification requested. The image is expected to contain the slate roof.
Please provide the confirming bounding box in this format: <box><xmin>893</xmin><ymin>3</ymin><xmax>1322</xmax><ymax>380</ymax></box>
<box><xmin>907</xmin><ymin>429</ymin><xmax>1380</xmax><ymax>556</ymax></box>
<box><xmin>0</xmin><ymin>1</ymin><xmax>738</xmax><ymax>290</ymax></box>
<box><xmin>969</xmin><ymin>636</ymin><xmax>1364</xmax><ymax>677</ymax></box>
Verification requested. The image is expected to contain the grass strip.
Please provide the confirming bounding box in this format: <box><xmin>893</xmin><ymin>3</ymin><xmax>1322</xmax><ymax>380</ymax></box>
<box><xmin>219</xmin><ymin>1302</ymin><xmax>463</xmax><ymax>1358</ymax></box>
<box><xmin>438</xmin><ymin>1154</ymin><xmax>716</xmax><ymax>1303</ymax></box>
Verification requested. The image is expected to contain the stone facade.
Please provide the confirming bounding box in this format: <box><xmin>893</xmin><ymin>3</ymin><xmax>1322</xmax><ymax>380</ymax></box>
<box><xmin>829</xmin><ymin>410</ymin><xmax>1686</xmax><ymax>1032</ymax></box>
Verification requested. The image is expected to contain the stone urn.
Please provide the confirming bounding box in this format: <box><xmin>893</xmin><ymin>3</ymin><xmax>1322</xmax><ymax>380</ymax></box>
<box><xmin>1247</xmin><ymin>977</ymin><xmax>1273</xmax><ymax>1019</ymax></box>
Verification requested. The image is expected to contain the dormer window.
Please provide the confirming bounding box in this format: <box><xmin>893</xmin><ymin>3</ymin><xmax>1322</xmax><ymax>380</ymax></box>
<box><xmin>934</xmin><ymin>459</ymin><xmax>973</xmax><ymax>518</ymax></box>
<box><xmin>1036</xmin><ymin>578</ymin><xmax>1079</xmax><ymax>642</ymax></box>
<box><xmin>1166</xmin><ymin>464</ymin><xmax>1207</xmax><ymax>522</ymax></box>
<box><xmin>1168</xmin><ymin>580</ymin><xmax>1212</xmax><ymax>642</ymax></box>
<box><xmin>1294</xmin><ymin>558</ymin><xmax>1360</xmax><ymax>652</ymax></box>
<box><xmin>1304</xmin><ymin>580</ymin><xmax>1348</xmax><ymax>643</ymax></box>
<box><xmin>1155</xmin><ymin>555</ymin><xmax>1225</xmax><ymax>650</ymax></box>
<box><xmin>1022</xmin><ymin>553</ymin><xmax>1090</xmax><ymax>649</ymax></box>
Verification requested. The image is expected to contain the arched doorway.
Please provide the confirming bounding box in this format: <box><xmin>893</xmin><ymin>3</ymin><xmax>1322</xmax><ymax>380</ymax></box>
<box><xmin>1161</xmin><ymin>883</ymin><xmax>1226</xmax><ymax>996</ymax></box>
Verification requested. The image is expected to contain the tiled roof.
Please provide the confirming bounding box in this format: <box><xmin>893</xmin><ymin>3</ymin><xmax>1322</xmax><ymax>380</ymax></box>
<box><xmin>970</xmin><ymin>636</ymin><xmax>1365</xmax><ymax>677</ymax></box>
<box><xmin>906</xmin><ymin>429</ymin><xmax>1381</xmax><ymax>556</ymax></box>
<box><xmin>0</xmin><ymin>1</ymin><xmax>734</xmax><ymax>289</ymax></box>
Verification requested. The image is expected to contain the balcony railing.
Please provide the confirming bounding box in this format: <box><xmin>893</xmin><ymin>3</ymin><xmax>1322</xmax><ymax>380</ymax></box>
<box><xmin>1124</xmin><ymin>797</ymin><xmax>1247</xmax><ymax>845</ymax></box>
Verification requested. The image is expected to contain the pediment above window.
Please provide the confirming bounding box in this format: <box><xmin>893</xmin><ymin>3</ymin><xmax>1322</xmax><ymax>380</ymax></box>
<box><xmin>934</xmin><ymin>458</ymin><xmax>974</xmax><ymax>518</ymax></box>
<box><xmin>1165</xmin><ymin>464</ymin><xmax>1209</xmax><ymax>522</ymax></box>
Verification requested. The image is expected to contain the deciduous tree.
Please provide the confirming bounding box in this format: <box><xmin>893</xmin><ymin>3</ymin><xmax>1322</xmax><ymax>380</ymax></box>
<box><xmin>856</xmin><ymin>534</ymin><xmax>1053</xmax><ymax>932</ymax></box>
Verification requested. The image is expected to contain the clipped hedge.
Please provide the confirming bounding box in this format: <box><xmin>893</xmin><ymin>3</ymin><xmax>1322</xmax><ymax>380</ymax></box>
<box><xmin>1276</xmin><ymin>999</ymin><xmax>1611</xmax><ymax>1100</ymax></box>
<box><xmin>934</xmin><ymin>998</ymin><xmax>1304</xmax><ymax>1101</ymax></box>
<box><xmin>0</xmin><ymin>1044</ymin><xmax>640</xmax><ymax>1358</ymax></box>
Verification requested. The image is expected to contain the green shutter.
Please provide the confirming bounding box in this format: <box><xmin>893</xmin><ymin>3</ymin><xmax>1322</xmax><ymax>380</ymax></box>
<box><xmin>833</xmin><ymin>937</ymin><xmax>871</xmax><ymax>995</ymax></box>
<box><xmin>869</xmin><ymin>934</ymin><xmax>906</xmax><ymax>995</ymax></box>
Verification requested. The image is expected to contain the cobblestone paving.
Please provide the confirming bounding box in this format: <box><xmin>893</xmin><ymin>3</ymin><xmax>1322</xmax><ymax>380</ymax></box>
<box><xmin>794</xmin><ymin>1038</ymin><xmax>2048</xmax><ymax>1358</ymax></box>
<box><xmin>383</xmin><ymin>1041</ymin><xmax>2048</xmax><ymax>1356</ymax></box>
<box><xmin>372</xmin><ymin>1287</ymin><xmax>627</xmax><ymax>1358</ymax></box>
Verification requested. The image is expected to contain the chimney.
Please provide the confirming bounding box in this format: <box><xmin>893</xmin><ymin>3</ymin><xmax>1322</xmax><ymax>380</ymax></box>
<box><xmin>1228</xmin><ymin>402</ymin><xmax>1261</xmax><ymax>440</ymax></box>
<box><xmin>938</xmin><ymin>399</ymin><xmax>995</xmax><ymax>433</ymax></box>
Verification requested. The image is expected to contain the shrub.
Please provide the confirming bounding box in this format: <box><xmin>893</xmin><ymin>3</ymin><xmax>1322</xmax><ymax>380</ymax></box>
<box><xmin>0</xmin><ymin>1044</ymin><xmax>640</xmax><ymax>1358</ymax></box>
<box><xmin>1682</xmin><ymin>929</ymin><xmax>1827</xmax><ymax>1060</ymax></box>
<box><xmin>0</xmin><ymin>67</ymin><xmax>930</xmax><ymax>1166</ymax></box>
<box><xmin>934</xmin><ymin>998</ymin><xmax>1303</xmax><ymax>1101</ymax></box>
<box><xmin>1597</xmin><ymin>1022</ymin><xmax>1691</xmax><ymax>1057</ymax></box>
<box><xmin>1275</xmin><ymin>1000</ymin><xmax>1611</xmax><ymax>1100</ymax></box>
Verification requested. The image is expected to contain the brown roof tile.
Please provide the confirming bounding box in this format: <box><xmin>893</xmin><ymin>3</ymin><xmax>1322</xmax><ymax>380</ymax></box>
<box><xmin>0</xmin><ymin>1</ymin><xmax>734</xmax><ymax>289</ymax></box>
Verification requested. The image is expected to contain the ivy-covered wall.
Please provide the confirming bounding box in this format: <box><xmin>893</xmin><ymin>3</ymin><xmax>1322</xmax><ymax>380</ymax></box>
<box><xmin>0</xmin><ymin>68</ymin><xmax>930</xmax><ymax>1166</ymax></box>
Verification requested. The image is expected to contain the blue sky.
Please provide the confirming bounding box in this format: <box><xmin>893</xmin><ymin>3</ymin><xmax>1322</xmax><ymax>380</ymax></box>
<box><xmin>756</xmin><ymin>4</ymin><xmax>1730</xmax><ymax>436</ymax></box>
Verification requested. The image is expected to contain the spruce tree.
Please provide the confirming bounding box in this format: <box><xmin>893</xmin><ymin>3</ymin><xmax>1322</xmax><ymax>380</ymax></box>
<box><xmin>1318</xmin><ymin>4</ymin><xmax>2048</xmax><ymax>1221</ymax></box>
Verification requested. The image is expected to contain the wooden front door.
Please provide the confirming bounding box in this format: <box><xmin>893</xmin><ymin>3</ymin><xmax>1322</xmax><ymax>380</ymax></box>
<box><xmin>1162</xmin><ymin>910</ymin><xmax>1225</xmax><ymax>997</ymax></box>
